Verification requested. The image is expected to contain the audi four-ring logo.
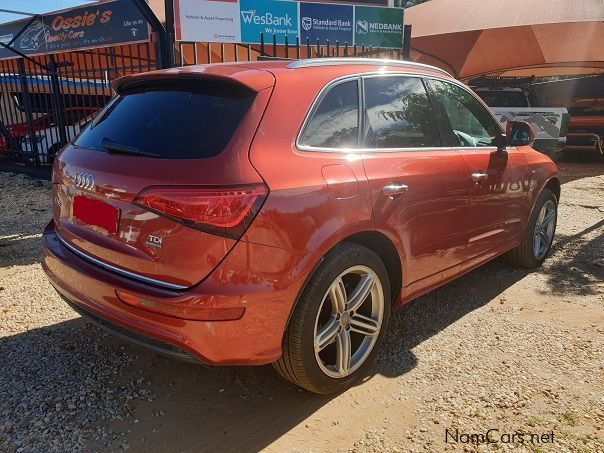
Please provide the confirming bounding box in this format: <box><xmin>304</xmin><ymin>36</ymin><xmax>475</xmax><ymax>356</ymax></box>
<box><xmin>74</xmin><ymin>172</ymin><xmax>95</xmax><ymax>190</ymax></box>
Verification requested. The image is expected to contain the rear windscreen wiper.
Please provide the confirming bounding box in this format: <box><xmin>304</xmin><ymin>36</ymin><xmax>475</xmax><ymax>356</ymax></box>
<box><xmin>100</xmin><ymin>137</ymin><xmax>160</xmax><ymax>158</ymax></box>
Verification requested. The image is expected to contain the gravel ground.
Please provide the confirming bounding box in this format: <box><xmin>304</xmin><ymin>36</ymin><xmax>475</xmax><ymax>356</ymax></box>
<box><xmin>1</xmin><ymin>156</ymin><xmax>603</xmax><ymax>452</ymax></box>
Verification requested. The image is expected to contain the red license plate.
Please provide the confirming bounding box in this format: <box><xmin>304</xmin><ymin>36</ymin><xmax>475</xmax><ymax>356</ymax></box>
<box><xmin>72</xmin><ymin>195</ymin><xmax>119</xmax><ymax>234</ymax></box>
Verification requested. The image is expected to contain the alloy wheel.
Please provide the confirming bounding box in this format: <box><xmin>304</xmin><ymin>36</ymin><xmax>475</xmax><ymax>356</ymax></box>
<box><xmin>313</xmin><ymin>265</ymin><xmax>384</xmax><ymax>379</ymax></box>
<box><xmin>533</xmin><ymin>199</ymin><xmax>556</xmax><ymax>260</ymax></box>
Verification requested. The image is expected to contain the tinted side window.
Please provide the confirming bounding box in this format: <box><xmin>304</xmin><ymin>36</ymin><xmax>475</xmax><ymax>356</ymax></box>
<box><xmin>299</xmin><ymin>80</ymin><xmax>359</xmax><ymax>149</ymax></box>
<box><xmin>75</xmin><ymin>80</ymin><xmax>254</xmax><ymax>159</ymax></box>
<box><xmin>363</xmin><ymin>76</ymin><xmax>440</xmax><ymax>149</ymax></box>
<box><xmin>429</xmin><ymin>80</ymin><xmax>501</xmax><ymax>147</ymax></box>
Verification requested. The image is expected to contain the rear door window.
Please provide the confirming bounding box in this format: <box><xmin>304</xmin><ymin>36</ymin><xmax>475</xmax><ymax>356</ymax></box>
<box><xmin>363</xmin><ymin>76</ymin><xmax>441</xmax><ymax>149</ymax></box>
<box><xmin>75</xmin><ymin>80</ymin><xmax>255</xmax><ymax>159</ymax></box>
<box><xmin>298</xmin><ymin>79</ymin><xmax>359</xmax><ymax>149</ymax></box>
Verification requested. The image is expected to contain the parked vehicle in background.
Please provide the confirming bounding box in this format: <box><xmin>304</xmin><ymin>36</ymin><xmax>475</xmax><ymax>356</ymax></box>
<box><xmin>532</xmin><ymin>75</ymin><xmax>604</xmax><ymax>159</ymax></box>
<box><xmin>18</xmin><ymin>107</ymin><xmax>97</xmax><ymax>165</ymax></box>
<box><xmin>566</xmin><ymin>98</ymin><xmax>604</xmax><ymax>157</ymax></box>
<box><xmin>0</xmin><ymin>106</ymin><xmax>97</xmax><ymax>165</ymax></box>
<box><xmin>42</xmin><ymin>59</ymin><xmax>560</xmax><ymax>394</ymax></box>
<box><xmin>0</xmin><ymin>71</ymin><xmax>110</xmax><ymax>165</ymax></box>
<box><xmin>470</xmin><ymin>76</ymin><xmax>569</xmax><ymax>158</ymax></box>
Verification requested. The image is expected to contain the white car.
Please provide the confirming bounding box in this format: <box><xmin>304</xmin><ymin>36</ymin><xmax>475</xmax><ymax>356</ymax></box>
<box><xmin>20</xmin><ymin>107</ymin><xmax>97</xmax><ymax>165</ymax></box>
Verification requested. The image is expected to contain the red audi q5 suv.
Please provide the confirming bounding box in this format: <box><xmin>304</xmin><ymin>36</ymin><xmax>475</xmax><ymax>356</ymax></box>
<box><xmin>43</xmin><ymin>59</ymin><xmax>559</xmax><ymax>394</ymax></box>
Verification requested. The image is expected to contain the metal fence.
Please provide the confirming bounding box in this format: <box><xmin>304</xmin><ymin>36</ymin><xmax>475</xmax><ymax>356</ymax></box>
<box><xmin>175</xmin><ymin>33</ymin><xmax>404</xmax><ymax>66</ymax></box>
<box><xmin>0</xmin><ymin>42</ymin><xmax>156</xmax><ymax>167</ymax></box>
<box><xmin>0</xmin><ymin>34</ymin><xmax>405</xmax><ymax>167</ymax></box>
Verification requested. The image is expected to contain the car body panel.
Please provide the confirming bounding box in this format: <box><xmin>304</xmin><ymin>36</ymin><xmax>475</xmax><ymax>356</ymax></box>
<box><xmin>456</xmin><ymin>146</ymin><xmax>530</xmax><ymax>263</ymax></box>
<box><xmin>43</xmin><ymin>221</ymin><xmax>308</xmax><ymax>364</ymax></box>
<box><xmin>362</xmin><ymin>150</ymin><xmax>469</xmax><ymax>287</ymax></box>
<box><xmin>42</xmin><ymin>60</ymin><xmax>560</xmax><ymax>365</ymax></box>
<box><xmin>51</xmin><ymin>84</ymin><xmax>273</xmax><ymax>288</ymax></box>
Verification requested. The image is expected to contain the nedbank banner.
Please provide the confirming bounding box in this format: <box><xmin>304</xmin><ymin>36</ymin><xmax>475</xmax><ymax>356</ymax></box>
<box><xmin>354</xmin><ymin>6</ymin><xmax>403</xmax><ymax>48</ymax></box>
<box><xmin>175</xmin><ymin>0</ymin><xmax>404</xmax><ymax>48</ymax></box>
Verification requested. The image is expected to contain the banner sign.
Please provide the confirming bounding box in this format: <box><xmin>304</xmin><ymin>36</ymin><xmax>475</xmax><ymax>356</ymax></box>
<box><xmin>299</xmin><ymin>3</ymin><xmax>353</xmax><ymax>45</ymax></box>
<box><xmin>240</xmin><ymin>0</ymin><xmax>299</xmax><ymax>44</ymax></box>
<box><xmin>175</xmin><ymin>0</ymin><xmax>241</xmax><ymax>43</ymax></box>
<box><xmin>0</xmin><ymin>0</ymin><xmax>149</xmax><ymax>60</ymax></box>
<box><xmin>354</xmin><ymin>6</ymin><xmax>403</xmax><ymax>48</ymax></box>
<box><xmin>175</xmin><ymin>0</ymin><xmax>404</xmax><ymax>49</ymax></box>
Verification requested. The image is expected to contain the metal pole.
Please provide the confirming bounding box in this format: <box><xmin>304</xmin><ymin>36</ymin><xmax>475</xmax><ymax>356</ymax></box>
<box><xmin>131</xmin><ymin>0</ymin><xmax>169</xmax><ymax>69</ymax></box>
<box><xmin>403</xmin><ymin>24</ymin><xmax>412</xmax><ymax>60</ymax></box>
<box><xmin>16</xmin><ymin>59</ymin><xmax>39</xmax><ymax>166</ymax></box>
<box><xmin>47</xmin><ymin>55</ymin><xmax>68</xmax><ymax>147</ymax></box>
<box><xmin>164</xmin><ymin>0</ymin><xmax>176</xmax><ymax>66</ymax></box>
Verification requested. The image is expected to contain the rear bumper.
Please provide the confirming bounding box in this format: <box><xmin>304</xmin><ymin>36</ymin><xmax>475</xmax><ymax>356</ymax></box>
<box><xmin>60</xmin><ymin>294</ymin><xmax>200</xmax><ymax>362</ymax></box>
<box><xmin>42</xmin><ymin>221</ymin><xmax>308</xmax><ymax>365</ymax></box>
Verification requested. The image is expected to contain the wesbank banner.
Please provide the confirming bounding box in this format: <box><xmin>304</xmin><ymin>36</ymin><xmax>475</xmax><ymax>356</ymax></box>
<box><xmin>174</xmin><ymin>0</ymin><xmax>404</xmax><ymax>49</ymax></box>
<box><xmin>240</xmin><ymin>0</ymin><xmax>298</xmax><ymax>44</ymax></box>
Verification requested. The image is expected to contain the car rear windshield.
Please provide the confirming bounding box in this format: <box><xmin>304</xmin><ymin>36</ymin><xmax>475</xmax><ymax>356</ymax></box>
<box><xmin>74</xmin><ymin>79</ymin><xmax>255</xmax><ymax>159</ymax></box>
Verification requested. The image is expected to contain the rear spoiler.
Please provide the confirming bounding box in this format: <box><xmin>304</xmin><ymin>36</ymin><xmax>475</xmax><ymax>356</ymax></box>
<box><xmin>112</xmin><ymin>66</ymin><xmax>275</xmax><ymax>94</ymax></box>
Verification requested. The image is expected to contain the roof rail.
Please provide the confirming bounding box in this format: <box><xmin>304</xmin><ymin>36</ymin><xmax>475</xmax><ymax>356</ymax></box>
<box><xmin>286</xmin><ymin>58</ymin><xmax>452</xmax><ymax>78</ymax></box>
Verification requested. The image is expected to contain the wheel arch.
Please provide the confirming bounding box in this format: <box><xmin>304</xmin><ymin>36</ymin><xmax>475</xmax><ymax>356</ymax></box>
<box><xmin>288</xmin><ymin>230</ymin><xmax>403</xmax><ymax>321</ymax></box>
<box><xmin>342</xmin><ymin>231</ymin><xmax>402</xmax><ymax>305</ymax></box>
<box><xmin>544</xmin><ymin>176</ymin><xmax>561</xmax><ymax>203</ymax></box>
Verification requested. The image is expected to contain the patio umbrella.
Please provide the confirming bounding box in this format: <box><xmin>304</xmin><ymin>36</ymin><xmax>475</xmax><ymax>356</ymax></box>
<box><xmin>405</xmin><ymin>0</ymin><xmax>604</xmax><ymax>80</ymax></box>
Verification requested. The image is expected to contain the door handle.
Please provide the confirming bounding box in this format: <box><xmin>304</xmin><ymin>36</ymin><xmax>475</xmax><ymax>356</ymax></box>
<box><xmin>471</xmin><ymin>172</ymin><xmax>488</xmax><ymax>182</ymax></box>
<box><xmin>382</xmin><ymin>183</ymin><xmax>408</xmax><ymax>198</ymax></box>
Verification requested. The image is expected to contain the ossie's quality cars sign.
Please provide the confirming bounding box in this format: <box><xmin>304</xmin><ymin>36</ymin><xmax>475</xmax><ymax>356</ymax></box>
<box><xmin>0</xmin><ymin>0</ymin><xmax>149</xmax><ymax>59</ymax></box>
<box><xmin>175</xmin><ymin>0</ymin><xmax>404</xmax><ymax>48</ymax></box>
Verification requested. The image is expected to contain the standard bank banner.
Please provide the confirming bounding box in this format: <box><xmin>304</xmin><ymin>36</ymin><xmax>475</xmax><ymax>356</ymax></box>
<box><xmin>175</xmin><ymin>0</ymin><xmax>404</xmax><ymax>48</ymax></box>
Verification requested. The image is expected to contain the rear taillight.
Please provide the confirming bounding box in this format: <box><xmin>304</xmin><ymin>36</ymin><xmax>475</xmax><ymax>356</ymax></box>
<box><xmin>134</xmin><ymin>184</ymin><xmax>267</xmax><ymax>239</ymax></box>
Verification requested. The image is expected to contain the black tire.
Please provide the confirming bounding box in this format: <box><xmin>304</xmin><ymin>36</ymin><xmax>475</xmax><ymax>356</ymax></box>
<box><xmin>596</xmin><ymin>138</ymin><xmax>604</xmax><ymax>161</ymax></box>
<box><xmin>506</xmin><ymin>189</ymin><xmax>558</xmax><ymax>268</ymax></box>
<box><xmin>273</xmin><ymin>243</ymin><xmax>391</xmax><ymax>394</ymax></box>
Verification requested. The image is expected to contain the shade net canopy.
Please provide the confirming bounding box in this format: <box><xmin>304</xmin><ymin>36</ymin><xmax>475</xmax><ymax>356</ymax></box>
<box><xmin>405</xmin><ymin>0</ymin><xmax>604</xmax><ymax>80</ymax></box>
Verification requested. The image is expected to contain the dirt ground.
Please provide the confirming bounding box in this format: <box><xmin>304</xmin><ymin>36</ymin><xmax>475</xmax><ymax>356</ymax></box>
<box><xmin>1</xmin><ymin>154</ymin><xmax>603</xmax><ymax>452</ymax></box>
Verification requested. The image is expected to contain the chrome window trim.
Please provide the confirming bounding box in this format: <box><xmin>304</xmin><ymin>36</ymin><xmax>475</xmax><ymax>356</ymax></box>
<box><xmin>56</xmin><ymin>233</ymin><xmax>188</xmax><ymax>291</ymax></box>
<box><xmin>286</xmin><ymin>58</ymin><xmax>452</xmax><ymax>78</ymax></box>
<box><xmin>295</xmin><ymin>71</ymin><xmax>503</xmax><ymax>154</ymax></box>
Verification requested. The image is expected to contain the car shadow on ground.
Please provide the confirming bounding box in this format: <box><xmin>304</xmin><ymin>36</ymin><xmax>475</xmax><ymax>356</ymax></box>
<box><xmin>541</xmin><ymin>220</ymin><xmax>604</xmax><ymax>297</ymax></box>
<box><xmin>0</xmin><ymin>234</ymin><xmax>46</xmax><ymax>268</ymax></box>
<box><xmin>3</xmin><ymin>155</ymin><xmax>601</xmax><ymax>451</ymax></box>
<box><xmin>0</xmin><ymin>259</ymin><xmax>528</xmax><ymax>452</ymax></box>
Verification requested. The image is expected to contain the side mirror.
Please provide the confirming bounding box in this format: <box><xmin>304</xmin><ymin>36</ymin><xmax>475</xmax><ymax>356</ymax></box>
<box><xmin>506</xmin><ymin>120</ymin><xmax>534</xmax><ymax>147</ymax></box>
